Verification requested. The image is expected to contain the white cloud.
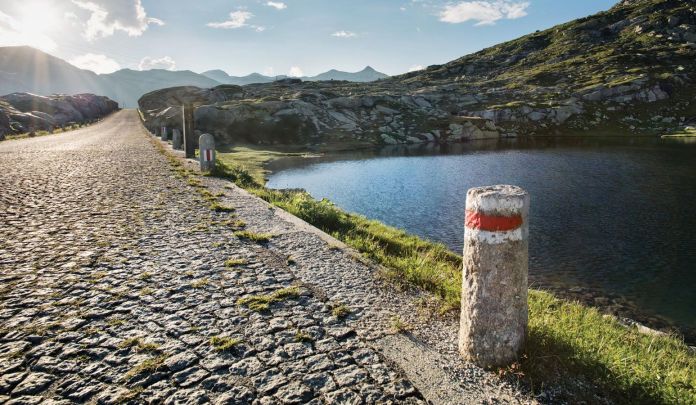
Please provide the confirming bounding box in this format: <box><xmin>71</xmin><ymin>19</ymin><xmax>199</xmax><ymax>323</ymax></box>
<box><xmin>439</xmin><ymin>1</ymin><xmax>529</xmax><ymax>26</ymax></box>
<box><xmin>262</xmin><ymin>67</ymin><xmax>275</xmax><ymax>76</ymax></box>
<box><xmin>331</xmin><ymin>30</ymin><xmax>357</xmax><ymax>38</ymax></box>
<box><xmin>207</xmin><ymin>10</ymin><xmax>252</xmax><ymax>29</ymax></box>
<box><xmin>408</xmin><ymin>65</ymin><xmax>424</xmax><ymax>72</ymax></box>
<box><xmin>0</xmin><ymin>10</ymin><xmax>57</xmax><ymax>51</ymax></box>
<box><xmin>138</xmin><ymin>56</ymin><xmax>176</xmax><ymax>71</ymax></box>
<box><xmin>207</xmin><ymin>10</ymin><xmax>265</xmax><ymax>31</ymax></box>
<box><xmin>288</xmin><ymin>66</ymin><xmax>304</xmax><ymax>77</ymax></box>
<box><xmin>70</xmin><ymin>53</ymin><xmax>121</xmax><ymax>74</ymax></box>
<box><xmin>266</xmin><ymin>1</ymin><xmax>287</xmax><ymax>10</ymax></box>
<box><xmin>72</xmin><ymin>0</ymin><xmax>164</xmax><ymax>40</ymax></box>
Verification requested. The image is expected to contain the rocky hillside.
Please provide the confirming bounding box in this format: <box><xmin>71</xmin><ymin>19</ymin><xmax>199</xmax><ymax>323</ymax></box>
<box><xmin>0</xmin><ymin>93</ymin><xmax>119</xmax><ymax>139</ymax></box>
<box><xmin>140</xmin><ymin>0</ymin><xmax>696</xmax><ymax>147</ymax></box>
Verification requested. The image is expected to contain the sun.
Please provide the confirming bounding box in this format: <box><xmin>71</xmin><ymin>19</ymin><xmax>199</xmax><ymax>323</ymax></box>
<box><xmin>17</xmin><ymin>1</ymin><xmax>61</xmax><ymax>34</ymax></box>
<box><xmin>12</xmin><ymin>1</ymin><xmax>61</xmax><ymax>51</ymax></box>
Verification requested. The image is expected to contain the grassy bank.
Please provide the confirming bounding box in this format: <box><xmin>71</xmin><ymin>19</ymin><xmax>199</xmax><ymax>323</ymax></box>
<box><xmin>207</xmin><ymin>153</ymin><xmax>694</xmax><ymax>404</ymax></box>
<box><xmin>216</xmin><ymin>146</ymin><xmax>309</xmax><ymax>185</ymax></box>
<box><xmin>662</xmin><ymin>127</ymin><xmax>696</xmax><ymax>138</ymax></box>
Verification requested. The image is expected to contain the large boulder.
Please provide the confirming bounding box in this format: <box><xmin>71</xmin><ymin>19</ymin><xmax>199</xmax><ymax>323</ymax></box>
<box><xmin>0</xmin><ymin>92</ymin><xmax>119</xmax><ymax>136</ymax></box>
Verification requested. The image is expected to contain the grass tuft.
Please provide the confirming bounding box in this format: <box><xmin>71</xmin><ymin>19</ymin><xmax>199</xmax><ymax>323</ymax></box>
<box><xmin>124</xmin><ymin>355</ymin><xmax>167</xmax><ymax>380</ymax></box>
<box><xmin>237</xmin><ymin>286</ymin><xmax>301</xmax><ymax>312</ymax></box>
<box><xmin>210</xmin><ymin>336</ymin><xmax>243</xmax><ymax>352</ymax></box>
<box><xmin>210</xmin><ymin>201</ymin><xmax>235</xmax><ymax>213</ymax></box>
<box><xmin>295</xmin><ymin>330</ymin><xmax>314</xmax><ymax>343</ymax></box>
<box><xmin>331</xmin><ymin>303</ymin><xmax>351</xmax><ymax>320</ymax></box>
<box><xmin>190</xmin><ymin>278</ymin><xmax>210</xmax><ymax>288</ymax></box>
<box><xmin>118</xmin><ymin>337</ymin><xmax>160</xmax><ymax>353</ymax></box>
<box><xmin>225</xmin><ymin>258</ymin><xmax>248</xmax><ymax>268</ymax></box>
<box><xmin>390</xmin><ymin>316</ymin><xmax>410</xmax><ymax>333</ymax></box>
<box><xmin>234</xmin><ymin>230</ymin><xmax>273</xmax><ymax>243</ymax></box>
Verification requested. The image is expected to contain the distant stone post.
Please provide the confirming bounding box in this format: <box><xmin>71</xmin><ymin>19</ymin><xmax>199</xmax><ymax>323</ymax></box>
<box><xmin>199</xmin><ymin>133</ymin><xmax>216</xmax><ymax>172</ymax></box>
<box><xmin>459</xmin><ymin>185</ymin><xmax>529</xmax><ymax>368</ymax></box>
<box><xmin>172</xmin><ymin>129</ymin><xmax>183</xmax><ymax>150</ymax></box>
<box><xmin>183</xmin><ymin>104</ymin><xmax>195</xmax><ymax>158</ymax></box>
<box><xmin>160</xmin><ymin>126</ymin><xmax>168</xmax><ymax>141</ymax></box>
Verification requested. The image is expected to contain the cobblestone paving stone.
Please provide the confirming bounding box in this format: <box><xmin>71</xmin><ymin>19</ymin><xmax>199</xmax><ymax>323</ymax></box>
<box><xmin>0</xmin><ymin>111</ymin><xmax>426</xmax><ymax>404</ymax></box>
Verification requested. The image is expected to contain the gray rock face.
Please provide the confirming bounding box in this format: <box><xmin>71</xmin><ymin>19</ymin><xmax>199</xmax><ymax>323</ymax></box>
<box><xmin>11</xmin><ymin>373</ymin><xmax>54</xmax><ymax>396</ymax></box>
<box><xmin>139</xmin><ymin>83</ymin><xmax>500</xmax><ymax>147</ymax></box>
<box><xmin>0</xmin><ymin>93</ymin><xmax>118</xmax><ymax>136</ymax></box>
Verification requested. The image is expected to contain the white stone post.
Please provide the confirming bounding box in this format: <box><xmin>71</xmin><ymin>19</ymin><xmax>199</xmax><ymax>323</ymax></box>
<box><xmin>199</xmin><ymin>133</ymin><xmax>216</xmax><ymax>172</ymax></box>
<box><xmin>459</xmin><ymin>185</ymin><xmax>529</xmax><ymax>368</ymax></box>
<box><xmin>160</xmin><ymin>126</ymin><xmax>168</xmax><ymax>141</ymax></box>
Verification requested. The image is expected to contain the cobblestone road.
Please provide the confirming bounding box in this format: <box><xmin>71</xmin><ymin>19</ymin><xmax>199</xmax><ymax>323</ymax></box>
<box><xmin>0</xmin><ymin>111</ymin><xmax>426</xmax><ymax>404</ymax></box>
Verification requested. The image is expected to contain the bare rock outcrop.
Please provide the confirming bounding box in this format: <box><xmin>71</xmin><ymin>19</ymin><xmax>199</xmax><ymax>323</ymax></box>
<box><xmin>0</xmin><ymin>93</ymin><xmax>119</xmax><ymax>137</ymax></box>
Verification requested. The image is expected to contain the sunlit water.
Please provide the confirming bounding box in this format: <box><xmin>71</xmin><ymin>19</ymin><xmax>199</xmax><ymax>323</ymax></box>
<box><xmin>267</xmin><ymin>137</ymin><xmax>696</xmax><ymax>331</ymax></box>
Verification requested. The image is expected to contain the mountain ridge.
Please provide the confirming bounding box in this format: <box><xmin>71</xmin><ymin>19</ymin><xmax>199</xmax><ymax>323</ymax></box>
<box><xmin>0</xmin><ymin>46</ymin><xmax>389</xmax><ymax>107</ymax></box>
<box><xmin>200</xmin><ymin>65</ymin><xmax>388</xmax><ymax>85</ymax></box>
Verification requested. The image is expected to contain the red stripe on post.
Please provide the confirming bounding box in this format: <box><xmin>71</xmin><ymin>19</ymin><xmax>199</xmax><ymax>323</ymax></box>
<box><xmin>465</xmin><ymin>210</ymin><xmax>523</xmax><ymax>232</ymax></box>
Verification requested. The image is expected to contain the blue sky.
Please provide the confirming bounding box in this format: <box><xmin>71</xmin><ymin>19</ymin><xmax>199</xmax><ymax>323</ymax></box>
<box><xmin>0</xmin><ymin>0</ymin><xmax>616</xmax><ymax>76</ymax></box>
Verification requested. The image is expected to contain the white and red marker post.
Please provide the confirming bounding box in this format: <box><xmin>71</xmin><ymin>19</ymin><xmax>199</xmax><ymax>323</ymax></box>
<box><xmin>458</xmin><ymin>184</ymin><xmax>529</xmax><ymax>368</ymax></box>
<box><xmin>199</xmin><ymin>133</ymin><xmax>216</xmax><ymax>172</ymax></box>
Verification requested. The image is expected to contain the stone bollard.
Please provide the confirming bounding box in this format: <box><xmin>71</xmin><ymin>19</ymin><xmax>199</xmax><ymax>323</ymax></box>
<box><xmin>199</xmin><ymin>133</ymin><xmax>216</xmax><ymax>172</ymax></box>
<box><xmin>161</xmin><ymin>126</ymin><xmax>168</xmax><ymax>141</ymax></box>
<box><xmin>172</xmin><ymin>129</ymin><xmax>183</xmax><ymax>150</ymax></box>
<box><xmin>459</xmin><ymin>185</ymin><xmax>529</xmax><ymax>368</ymax></box>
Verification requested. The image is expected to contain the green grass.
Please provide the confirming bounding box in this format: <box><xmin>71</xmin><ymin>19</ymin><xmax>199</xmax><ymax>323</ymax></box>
<box><xmin>331</xmin><ymin>303</ymin><xmax>351</xmax><ymax>319</ymax></box>
<box><xmin>3</xmin><ymin>123</ymin><xmax>85</xmax><ymax>141</ymax></box>
<box><xmin>207</xmin><ymin>153</ymin><xmax>696</xmax><ymax>404</ymax></box>
<box><xmin>223</xmin><ymin>218</ymin><xmax>247</xmax><ymax>229</ymax></box>
<box><xmin>295</xmin><ymin>330</ymin><xmax>314</xmax><ymax>343</ymax></box>
<box><xmin>662</xmin><ymin>127</ymin><xmax>696</xmax><ymax>138</ymax></box>
<box><xmin>225</xmin><ymin>258</ymin><xmax>248</xmax><ymax>268</ymax></box>
<box><xmin>237</xmin><ymin>286</ymin><xmax>301</xmax><ymax>312</ymax></box>
<box><xmin>117</xmin><ymin>337</ymin><xmax>160</xmax><ymax>353</ymax></box>
<box><xmin>190</xmin><ymin>278</ymin><xmax>210</xmax><ymax>288</ymax></box>
<box><xmin>524</xmin><ymin>291</ymin><xmax>695</xmax><ymax>404</ymax></box>
<box><xmin>390</xmin><ymin>316</ymin><xmax>410</xmax><ymax>333</ymax></box>
<box><xmin>123</xmin><ymin>355</ymin><xmax>167</xmax><ymax>380</ymax></box>
<box><xmin>216</xmin><ymin>145</ymin><xmax>310</xmax><ymax>185</ymax></box>
<box><xmin>209</xmin><ymin>201</ymin><xmax>235</xmax><ymax>212</ymax></box>
<box><xmin>210</xmin><ymin>336</ymin><xmax>243</xmax><ymax>352</ymax></box>
<box><xmin>233</xmin><ymin>230</ymin><xmax>273</xmax><ymax>243</ymax></box>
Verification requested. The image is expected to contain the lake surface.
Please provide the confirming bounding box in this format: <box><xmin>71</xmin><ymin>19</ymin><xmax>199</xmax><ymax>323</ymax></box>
<box><xmin>266</xmin><ymin>137</ymin><xmax>696</xmax><ymax>332</ymax></box>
